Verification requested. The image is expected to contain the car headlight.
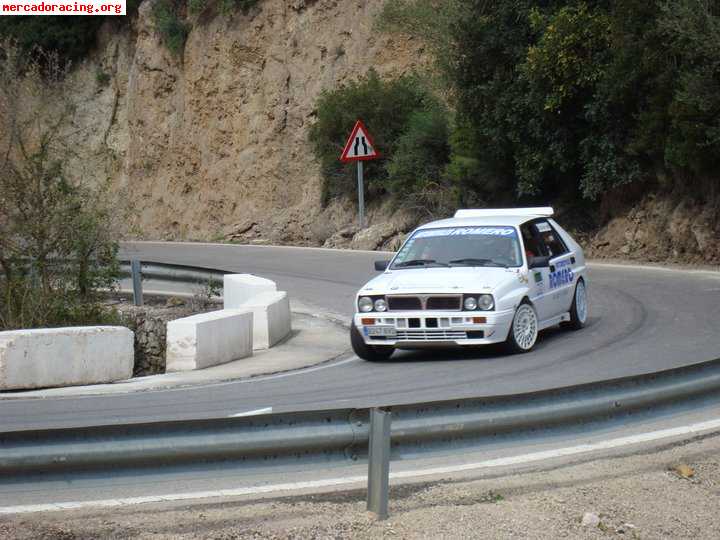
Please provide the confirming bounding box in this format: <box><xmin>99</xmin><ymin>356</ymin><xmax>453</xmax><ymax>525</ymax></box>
<box><xmin>358</xmin><ymin>296</ymin><xmax>374</xmax><ymax>313</ymax></box>
<box><xmin>477</xmin><ymin>294</ymin><xmax>494</xmax><ymax>311</ymax></box>
<box><xmin>374</xmin><ymin>298</ymin><xmax>388</xmax><ymax>312</ymax></box>
<box><xmin>464</xmin><ymin>296</ymin><xmax>478</xmax><ymax>311</ymax></box>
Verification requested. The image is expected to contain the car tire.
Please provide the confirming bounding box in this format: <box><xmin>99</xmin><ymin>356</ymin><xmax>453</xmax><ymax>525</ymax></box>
<box><xmin>351</xmin><ymin>324</ymin><xmax>395</xmax><ymax>361</ymax></box>
<box><xmin>505</xmin><ymin>301</ymin><xmax>539</xmax><ymax>354</ymax></box>
<box><xmin>564</xmin><ymin>279</ymin><xmax>588</xmax><ymax>330</ymax></box>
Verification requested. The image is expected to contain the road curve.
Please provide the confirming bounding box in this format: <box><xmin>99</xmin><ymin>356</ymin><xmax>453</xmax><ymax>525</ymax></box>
<box><xmin>1</xmin><ymin>241</ymin><xmax>719</xmax><ymax>432</ymax></box>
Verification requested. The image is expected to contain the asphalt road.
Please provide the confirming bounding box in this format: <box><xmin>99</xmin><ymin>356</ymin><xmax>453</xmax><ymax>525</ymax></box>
<box><xmin>1</xmin><ymin>241</ymin><xmax>720</xmax><ymax>432</ymax></box>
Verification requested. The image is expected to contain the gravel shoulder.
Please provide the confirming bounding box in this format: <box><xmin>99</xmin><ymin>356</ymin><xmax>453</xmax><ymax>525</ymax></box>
<box><xmin>3</xmin><ymin>432</ymin><xmax>720</xmax><ymax>539</ymax></box>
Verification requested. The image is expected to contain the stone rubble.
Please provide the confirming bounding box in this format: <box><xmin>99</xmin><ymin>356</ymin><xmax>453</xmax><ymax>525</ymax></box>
<box><xmin>113</xmin><ymin>297</ymin><xmax>220</xmax><ymax>376</ymax></box>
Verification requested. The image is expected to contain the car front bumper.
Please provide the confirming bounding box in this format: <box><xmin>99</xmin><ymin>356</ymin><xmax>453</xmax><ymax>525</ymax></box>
<box><xmin>353</xmin><ymin>309</ymin><xmax>515</xmax><ymax>347</ymax></box>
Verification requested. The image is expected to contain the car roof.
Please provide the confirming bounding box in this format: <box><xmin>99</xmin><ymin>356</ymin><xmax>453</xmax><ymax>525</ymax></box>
<box><xmin>416</xmin><ymin>214</ymin><xmax>547</xmax><ymax>230</ymax></box>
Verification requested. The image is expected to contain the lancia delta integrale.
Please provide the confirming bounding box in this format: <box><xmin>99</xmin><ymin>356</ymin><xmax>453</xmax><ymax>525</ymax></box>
<box><xmin>351</xmin><ymin>208</ymin><xmax>588</xmax><ymax>361</ymax></box>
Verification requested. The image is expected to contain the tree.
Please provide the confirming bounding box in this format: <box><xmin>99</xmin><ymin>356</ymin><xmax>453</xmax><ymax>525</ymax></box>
<box><xmin>309</xmin><ymin>69</ymin><xmax>446</xmax><ymax>202</ymax></box>
<box><xmin>380</xmin><ymin>0</ymin><xmax>720</xmax><ymax>210</ymax></box>
<box><xmin>0</xmin><ymin>41</ymin><xmax>120</xmax><ymax>329</ymax></box>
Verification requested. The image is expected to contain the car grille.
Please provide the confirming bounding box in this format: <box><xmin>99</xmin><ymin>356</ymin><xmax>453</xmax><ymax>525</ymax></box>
<box><xmin>387</xmin><ymin>297</ymin><xmax>422</xmax><ymax>311</ymax></box>
<box><xmin>395</xmin><ymin>330</ymin><xmax>468</xmax><ymax>341</ymax></box>
<box><xmin>426</xmin><ymin>297</ymin><xmax>461</xmax><ymax>310</ymax></box>
<box><xmin>386</xmin><ymin>295</ymin><xmax>462</xmax><ymax>311</ymax></box>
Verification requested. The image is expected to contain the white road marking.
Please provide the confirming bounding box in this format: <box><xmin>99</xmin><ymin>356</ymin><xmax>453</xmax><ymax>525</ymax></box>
<box><xmin>2</xmin><ymin>417</ymin><xmax>720</xmax><ymax>515</ymax></box>
<box><xmin>237</xmin><ymin>355</ymin><xmax>359</xmax><ymax>384</ymax></box>
<box><xmin>229</xmin><ymin>407</ymin><xmax>273</xmax><ymax>418</ymax></box>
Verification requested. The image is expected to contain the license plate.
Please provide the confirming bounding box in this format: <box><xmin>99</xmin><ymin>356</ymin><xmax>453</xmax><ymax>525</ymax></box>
<box><xmin>367</xmin><ymin>326</ymin><xmax>397</xmax><ymax>338</ymax></box>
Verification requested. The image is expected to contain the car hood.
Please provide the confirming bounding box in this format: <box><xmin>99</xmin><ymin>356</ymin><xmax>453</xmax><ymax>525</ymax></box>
<box><xmin>359</xmin><ymin>267</ymin><xmax>519</xmax><ymax>294</ymax></box>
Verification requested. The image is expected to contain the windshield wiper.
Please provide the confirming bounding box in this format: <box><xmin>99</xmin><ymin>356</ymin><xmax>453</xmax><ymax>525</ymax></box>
<box><xmin>449</xmin><ymin>258</ymin><xmax>507</xmax><ymax>268</ymax></box>
<box><xmin>394</xmin><ymin>259</ymin><xmax>448</xmax><ymax>268</ymax></box>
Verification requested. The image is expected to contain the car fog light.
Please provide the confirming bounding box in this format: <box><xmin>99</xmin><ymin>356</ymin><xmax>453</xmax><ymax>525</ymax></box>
<box><xmin>359</xmin><ymin>296</ymin><xmax>374</xmax><ymax>312</ymax></box>
<box><xmin>464</xmin><ymin>297</ymin><xmax>478</xmax><ymax>311</ymax></box>
<box><xmin>374</xmin><ymin>298</ymin><xmax>388</xmax><ymax>312</ymax></box>
<box><xmin>478</xmin><ymin>294</ymin><xmax>494</xmax><ymax>311</ymax></box>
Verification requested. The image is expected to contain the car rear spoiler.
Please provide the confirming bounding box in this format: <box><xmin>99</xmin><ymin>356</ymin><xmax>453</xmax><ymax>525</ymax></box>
<box><xmin>454</xmin><ymin>207</ymin><xmax>554</xmax><ymax>218</ymax></box>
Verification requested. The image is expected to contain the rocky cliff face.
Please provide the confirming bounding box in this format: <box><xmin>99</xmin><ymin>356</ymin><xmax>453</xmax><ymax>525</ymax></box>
<box><xmin>62</xmin><ymin>0</ymin><xmax>426</xmax><ymax>243</ymax></box>
<box><xmin>52</xmin><ymin>0</ymin><xmax>720</xmax><ymax>263</ymax></box>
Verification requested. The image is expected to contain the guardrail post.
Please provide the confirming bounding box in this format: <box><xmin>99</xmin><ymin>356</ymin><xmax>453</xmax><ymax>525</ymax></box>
<box><xmin>131</xmin><ymin>260</ymin><xmax>144</xmax><ymax>307</ymax></box>
<box><xmin>367</xmin><ymin>407</ymin><xmax>391</xmax><ymax>520</ymax></box>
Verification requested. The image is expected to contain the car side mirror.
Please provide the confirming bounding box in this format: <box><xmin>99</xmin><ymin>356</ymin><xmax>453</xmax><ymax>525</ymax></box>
<box><xmin>374</xmin><ymin>260</ymin><xmax>390</xmax><ymax>271</ymax></box>
<box><xmin>528</xmin><ymin>255</ymin><xmax>551</xmax><ymax>269</ymax></box>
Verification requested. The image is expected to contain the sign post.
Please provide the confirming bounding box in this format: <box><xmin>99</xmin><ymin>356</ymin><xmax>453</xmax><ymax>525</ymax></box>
<box><xmin>340</xmin><ymin>120</ymin><xmax>379</xmax><ymax>229</ymax></box>
<box><xmin>357</xmin><ymin>160</ymin><xmax>365</xmax><ymax>229</ymax></box>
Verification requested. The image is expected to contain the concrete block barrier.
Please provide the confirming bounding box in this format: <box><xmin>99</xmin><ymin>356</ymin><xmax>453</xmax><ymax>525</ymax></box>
<box><xmin>241</xmin><ymin>291</ymin><xmax>292</xmax><ymax>350</ymax></box>
<box><xmin>224</xmin><ymin>274</ymin><xmax>277</xmax><ymax>309</ymax></box>
<box><xmin>0</xmin><ymin>327</ymin><xmax>134</xmax><ymax>391</ymax></box>
<box><xmin>166</xmin><ymin>310</ymin><xmax>253</xmax><ymax>372</ymax></box>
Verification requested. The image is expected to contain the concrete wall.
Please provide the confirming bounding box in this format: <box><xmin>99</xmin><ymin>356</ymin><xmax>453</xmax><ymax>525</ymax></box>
<box><xmin>240</xmin><ymin>291</ymin><xmax>292</xmax><ymax>350</ymax></box>
<box><xmin>166</xmin><ymin>310</ymin><xmax>253</xmax><ymax>372</ymax></box>
<box><xmin>224</xmin><ymin>274</ymin><xmax>277</xmax><ymax>309</ymax></box>
<box><xmin>0</xmin><ymin>327</ymin><xmax>134</xmax><ymax>391</ymax></box>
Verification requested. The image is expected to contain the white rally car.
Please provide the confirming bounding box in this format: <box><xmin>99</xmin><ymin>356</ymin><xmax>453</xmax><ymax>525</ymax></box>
<box><xmin>351</xmin><ymin>208</ymin><xmax>588</xmax><ymax>361</ymax></box>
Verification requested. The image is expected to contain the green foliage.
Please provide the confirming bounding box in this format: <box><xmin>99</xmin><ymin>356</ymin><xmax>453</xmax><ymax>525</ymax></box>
<box><xmin>95</xmin><ymin>68</ymin><xmax>111</xmax><ymax>88</ymax></box>
<box><xmin>0</xmin><ymin>17</ymin><xmax>104</xmax><ymax>65</ymax></box>
<box><xmin>222</xmin><ymin>0</ymin><xmax>259</xmax><ymax>15</ymax></box>
<box><xmin>0</xmin><ymin>1</ymin><xmax>140</xmax><ymax>65</ymax></box>
<box><xmin>152</xmin><ymin>0</ymin><xmax>189</xmax><ymax>55</ymax></box>
<box><xmin>189</xmin><ymin>0</ymin><xmax>259</xmax><ymax>16</ymax></box>
<box><xmin>309</xmin><ymin>69</ymin><xmax>448</xmax><ymax>202</ymax></box>
<box><xmin>386</xmin><ymin>106</ymin><xmax>451</xmax><ymax>195</ymax></box>
<box><xmin>0</xmin><ymin>43</ymin><xmax>121</xmax><ymax>330</ymax></box>
<box><xmin>379</xmin><ymin>0</ymin><xmax>720</xmax><ymax>208</ymax></box>
<box><xmin>188</xmin><ymin>0</ymin><xmax>206</xmax><ymax>14</ymax></box>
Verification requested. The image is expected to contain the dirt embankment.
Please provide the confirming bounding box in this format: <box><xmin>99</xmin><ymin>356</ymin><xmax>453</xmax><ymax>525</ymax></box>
<box><xmin>49</xmin><ymin>0</ymin><xmax>718</xmax><ymax>264</ymax></box>
<box><xmin>587</xmin><ymin>194</ymin><xmax>720</xmax><ymax>265</ymax></box>
<box><xmin>58</xmin><ymin>0</ymin><xmax>427</xmax><ymax>244</ymax></box>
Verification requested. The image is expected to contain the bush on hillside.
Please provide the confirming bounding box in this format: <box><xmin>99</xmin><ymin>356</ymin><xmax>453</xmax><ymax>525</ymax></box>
<box><xmin>0</xmin><ymin>2</ymin><xmax>140</xmax><ymax>65</ymax></box>
<box><xmin>309</xmin><ymin>69</ymin><xmax>451</xmax><ymax>204</ymax></box>
<box><xmin>380</xmin><ymin>0</ymin><xmax>720</xmax><ymax>212</ymax></box>
<box><xmin>152</xmin><ymin>0</ymin><xmax>189</xmax><ymax>55</ymax></box>
<box><xmin>0</xmin><ymin>43</ymin><xmax>121</xmax><ymax>330</ymax></box>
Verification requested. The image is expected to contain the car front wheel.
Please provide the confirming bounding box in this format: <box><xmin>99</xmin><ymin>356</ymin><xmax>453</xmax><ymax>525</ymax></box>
<box><xmin>351</xmin><ymin>324</ymin><xmax>395</xmax><ymax>361</ymax></box>
<box><xmin>506</xmin><ymin>301</ymin><xmax>539</xmax><ymax>353</ymax></box>
<box><xmin>564</xmin><ymin>279</ymin><xmax>588</xmax><ymax>330</ymax></box>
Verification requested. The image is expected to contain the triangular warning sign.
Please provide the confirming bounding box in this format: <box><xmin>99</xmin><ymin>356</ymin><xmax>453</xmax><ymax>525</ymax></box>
<box><xmin>340</xmin><ymin>120</ymin><xmax>380</xmax><ymax>163</ymax></box>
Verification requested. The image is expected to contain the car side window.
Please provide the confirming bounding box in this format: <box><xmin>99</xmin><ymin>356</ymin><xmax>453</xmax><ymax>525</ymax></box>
<box><xmin>535</xmin><ymin>220</ymin><xmax>568</xmax><ymax>258</ymax></box>
<box><xmin>520</xmin><ymin>224</ymin><xmax>546</xmax><ymax>258</ymax></box>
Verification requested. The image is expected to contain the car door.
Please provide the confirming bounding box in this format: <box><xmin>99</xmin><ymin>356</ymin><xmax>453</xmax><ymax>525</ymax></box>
<box><xmin>521</xmin><ymin>222</ymin><xmax>555</xmax><ymax>323</ymax></box>
<box><xmin>535</xmin><ymin>220</ymin><xmax>576</xmax><ymax>317</ymax></box>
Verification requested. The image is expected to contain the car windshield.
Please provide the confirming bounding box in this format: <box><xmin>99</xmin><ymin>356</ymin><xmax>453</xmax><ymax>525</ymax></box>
<box><xmin>392</xmin><ymin>226</ymin><xmax>523</xmax><ymax>269</ymax></box>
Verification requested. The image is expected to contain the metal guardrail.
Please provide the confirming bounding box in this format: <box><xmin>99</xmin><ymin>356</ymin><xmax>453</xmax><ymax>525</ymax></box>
<box><xmin>10</xmin><ymin>258</ymin><xmax>718</xmax><ymax>517</ymax></box>
<box><xmin>2</xmin><ymin>356</ymin><xmax>720</xmax><ymax>512</ymax></box>
<box><xmin>119</xmin><ymin>260</ymin><xmax>229</xmax><ymax>305</ymax></box>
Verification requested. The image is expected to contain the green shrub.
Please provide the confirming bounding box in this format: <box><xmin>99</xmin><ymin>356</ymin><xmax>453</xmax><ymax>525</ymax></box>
<box><xmin>95</xmin><ymin>68</ymin><xmax>111</xmax><ymax>88</ymax></box>
<box><xmin>0</xmin><ymin>42</ymin><xmax>121</xmax><ymax>330</ymax></box>
<box><xmin>221</xmin><ymin>0</ymin><xmax>259</xmax><ymax>15</ymax></box>
<box><xmin>380</xmin><ymin>0</ymin><xmax>720</xmax><ymax>208</ymax></box>
<box><xmin>188</xmin><ymin>0</ymin><xmax>206</xmax><ymax>13</ymax></box>
<box><xmin>189</xmin><ymin>0</ymin><xmax>259</xmax><ymax>16</ymax></box>
<box><xmin>0</xmin><ymin>1</ymin><xmax>141</xmax><ymax>65</ymax></box>
<box><xmin>386</xmin><ymin>105</ymin><xmax>451</xmax><ymax>195</ymax></box>
<box><xmin>0</xmin><ymin>17</ymin><xmax>104</xmax><ymax>65</ymax></box>
<box><xmin>309</xmin><ymin>69</ymin><xmax>447</xmax><ymax>202</ymax></box>
<box><xmin>152</xmin><ymin>0</ymin><xmax>189</xmax><ymax>55</ymax></box>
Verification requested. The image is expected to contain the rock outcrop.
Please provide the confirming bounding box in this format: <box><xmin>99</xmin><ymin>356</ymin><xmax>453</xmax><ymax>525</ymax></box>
<box><xmin>57</xmin><ymin>0</ymin><xmax>427</xmax><ymax>243</ymax></box>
